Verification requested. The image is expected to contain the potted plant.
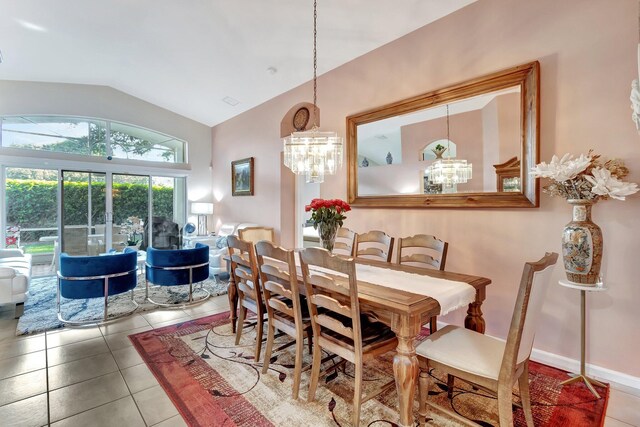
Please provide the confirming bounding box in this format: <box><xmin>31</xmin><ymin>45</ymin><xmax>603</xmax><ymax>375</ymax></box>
<box><xmin>530</xmin><ymin>152</ymin><xmax>638</xmax><ymax>285</ymax></box>
<box><xmin>305</xmin><ymin>198</ymin><xmax>351</xmax><ymax>252</ymax></box>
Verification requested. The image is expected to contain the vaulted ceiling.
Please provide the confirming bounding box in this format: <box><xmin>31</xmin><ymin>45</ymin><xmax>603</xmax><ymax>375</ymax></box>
<box><xmin>0</xmin><ymin>0</ymin><xmax>475</xmax><ymax>126</ymax></box>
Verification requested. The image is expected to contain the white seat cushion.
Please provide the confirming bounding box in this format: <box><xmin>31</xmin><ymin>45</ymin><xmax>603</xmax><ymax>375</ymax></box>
<box><xmin>416</xmin><ymin>325</ymin><xmax>505</xmax><ymax>380</ymax></box>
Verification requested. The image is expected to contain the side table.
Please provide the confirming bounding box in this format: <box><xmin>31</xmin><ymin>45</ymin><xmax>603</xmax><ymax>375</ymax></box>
<box><xmin>558</xmin><ymin>279</ymin><xmax>607</xmax><ymax>398</ymax></box>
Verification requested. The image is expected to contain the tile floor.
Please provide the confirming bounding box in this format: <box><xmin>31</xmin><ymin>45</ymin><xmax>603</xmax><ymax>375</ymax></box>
<box><xmin>0</xmin><ymin>295</ymin><xmax>639</xmax><ymax>426</ymax></box>
<box><xmin>0</xmin><ymin>295</ymin><xmax>230</xmax><ymax>427</ymax></box>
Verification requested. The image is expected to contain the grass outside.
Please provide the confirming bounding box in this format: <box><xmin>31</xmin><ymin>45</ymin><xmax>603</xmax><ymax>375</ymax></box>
<box><xmin>22</xmin><ymin>243</ymin><xmax>54</xmax><ymax>254</ymax></box>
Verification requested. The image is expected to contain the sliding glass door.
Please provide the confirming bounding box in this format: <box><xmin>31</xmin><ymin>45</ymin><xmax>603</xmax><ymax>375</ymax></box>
<box><xmin>61</xmin><ymin>171</ymin><xmax>107</xmax><ymax>256</ymax></box>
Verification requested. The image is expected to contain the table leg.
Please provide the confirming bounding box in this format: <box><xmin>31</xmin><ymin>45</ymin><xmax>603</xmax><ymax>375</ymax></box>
<box><xmin>228</xmin><ymin>272</ymin><xmax>238</xmax><ymax>334</ymax></box>
<box><xmin>391</xmin><ymin>313</ymin><xmax>421</xmax><ymax>427</ymax></box>
<box><xmin>464</xmin><ymin>288</ymin><xmax>486</xmax><ymax>333</ymax></box>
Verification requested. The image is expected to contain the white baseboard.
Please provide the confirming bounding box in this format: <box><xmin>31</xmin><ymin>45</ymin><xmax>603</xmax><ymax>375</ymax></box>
<box><xmin>530</xmin><ymin>347</ymin><xmax>640</xmax><ymax>396</ymax></box>
<box><xmin>435</xmin><ymin>321</ymin><xmax>640</xmax><ymax>396</ymax></box>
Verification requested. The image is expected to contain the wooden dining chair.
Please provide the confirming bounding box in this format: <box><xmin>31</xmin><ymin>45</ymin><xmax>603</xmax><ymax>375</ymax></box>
<box><xmin>255</xmin><ymin>240</ymin><xmax>312</xmax><ymax>400</ymax></box>
<box><xmin>355</xmin><ymin>230</ymin><xmax>394</xmax><ymax>262</ymax></box>
<box><xmin>397</xmin><ymin>234</ymin><xmax>449</xmax><ymax>332</ymax></box>
<box><xmin>416</xmin><ymin>252</ymin><xmax>558</xmax><ymax>427</ymax></box>
<box><xmin>332</xmin><ymin>227</ymin><xmax>356</xmax><ymax>256</ymax></box>
<box><xmin>300</xmin><ymin>247</ymin><xmax>398</xmax><ymax>427</ymax></box>
<box><xmin>238</xmin><ymin>226</ymin><xmax>275</xmax><ymax>244</ymax></box>
<box><xmin>227</xmin><ymin>235</ymin><xmax>265</xmax><ymax>362</ymax></box>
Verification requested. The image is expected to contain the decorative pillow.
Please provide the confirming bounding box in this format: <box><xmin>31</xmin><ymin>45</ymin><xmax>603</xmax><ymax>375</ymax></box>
<box><xmin>215</xmin><ymin>235</ymin><xmax>228</xmax><ymax>249</ymax></box>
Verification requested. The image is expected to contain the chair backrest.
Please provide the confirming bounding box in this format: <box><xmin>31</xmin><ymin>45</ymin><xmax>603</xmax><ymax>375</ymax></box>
<box><xmin>396</xmin><ymin>234</ymin><xmax>448</xmax><ymax>271</ymax></box>
<box><xmin>501</xmin><ymin>252</ymin><xmax>558</xmax><ymax>377</ymax></box>
<box><xmin>255</xmin><ymin>241</ymin><xmax>303</xmax><ymax>327</ymax></box>
<box><xmin>59</xmin><ymin>249</ymin><xmax>138</xmax><ymax>299</ymax></box>
<box><xmin>300</xmin><ymin>247</ymin><xmax>363</xmax><ymax>355</ymax></box>
<box><xmin>355</xmin><ymin>230</ymin><xmax>394</xmax><ymax>262</ymax></box>
<box><xmin>333</xmin><ymin>227</ymin><xmax>356</xmax><ymax>257</ymax></box>
<box><xmin>238</xmin><ymin>226</ymin><xmax>275</xmax><ymax>244</ymax></box>
<box><xmin>145</xmin><ymin>243</ymin><xmax>209</xmax><ymax>286</ymax></box>
<box><xmin>227</xmin><ymin>235</ymin><xmax>262</xmax><ymax>305</ymax></box>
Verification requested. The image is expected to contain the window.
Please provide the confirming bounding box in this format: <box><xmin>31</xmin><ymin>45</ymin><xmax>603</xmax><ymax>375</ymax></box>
<box><xmin>0</xmin><ymin>115</ymin><xmax>186</xmax><ymax>164</ymax></box>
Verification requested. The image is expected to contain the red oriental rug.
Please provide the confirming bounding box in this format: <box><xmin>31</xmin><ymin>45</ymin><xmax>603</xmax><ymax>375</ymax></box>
<box><xmin>129</xmin><ymin>312</ymin><xmax>609</xmax><ymax>426</ymax></box>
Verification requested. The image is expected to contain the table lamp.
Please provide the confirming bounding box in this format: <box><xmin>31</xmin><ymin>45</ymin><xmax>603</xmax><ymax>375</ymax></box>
<box><xmin>191</xmin><ymin>202</ymin><xmax>213</xmax><ymax>236</ymax></box>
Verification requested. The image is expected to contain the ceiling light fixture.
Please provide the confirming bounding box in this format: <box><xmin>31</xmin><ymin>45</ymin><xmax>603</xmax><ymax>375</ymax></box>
<box><xmin>427</xmin><ymin>105</ymin><xmax>472</xmax><ymax>190</ymax></box>
<box><xmin>283</xmin><ymin>0</ymin><xmax>343</xmax><ymax>184</ymax></box>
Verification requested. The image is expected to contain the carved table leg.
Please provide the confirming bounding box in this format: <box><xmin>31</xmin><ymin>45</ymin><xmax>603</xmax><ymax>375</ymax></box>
<box><xmin>392</xmin><ymin>313</ymin><xmax>421</xmax><ymax>427</ymax></box>
<box><xmin>227</xmin><ymin>271</ymin><xmax>238</xmax><ymax>333</ymax></box>
<box><xmin>464</xmin><ymin>288</ymin><xmax>486</xmax><ymax>334</ymax></box>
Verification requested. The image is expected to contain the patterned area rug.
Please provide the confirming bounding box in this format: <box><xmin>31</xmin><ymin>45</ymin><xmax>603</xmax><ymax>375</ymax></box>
<box><xmin>15</xmin><ymin>275</ymin><xmax>228</xmax><ymax>336</ymax></box>
<box><xmin>129</xmin><ymin>312</ymin><xmax>609</xmax><ymax>426</ymax></box>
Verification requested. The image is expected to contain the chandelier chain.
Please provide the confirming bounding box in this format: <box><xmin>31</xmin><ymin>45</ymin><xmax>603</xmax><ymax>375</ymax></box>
<box><xmin>312</xmin><ymin>0</ymin><xmax>318</xmax><ymax>126</ymax></box>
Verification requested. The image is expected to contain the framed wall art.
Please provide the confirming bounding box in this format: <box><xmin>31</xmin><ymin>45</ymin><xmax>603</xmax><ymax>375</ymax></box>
<box><xmin>231</xmin><ymin>157</ymin><xmax>254</xmax><ymax>196</ymax></box>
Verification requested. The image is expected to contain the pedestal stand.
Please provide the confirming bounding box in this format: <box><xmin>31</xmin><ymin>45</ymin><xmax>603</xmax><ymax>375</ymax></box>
<box><xmin>558</xmin><ymin>279</ymin><xmax>607</xmax><ymax>398</ymax></box>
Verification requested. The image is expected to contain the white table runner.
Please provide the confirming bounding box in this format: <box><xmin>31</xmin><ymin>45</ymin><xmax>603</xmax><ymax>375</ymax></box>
<box><xmin>294</xmin><ymin>253</ymin><xmax>476</xmax><ymax>316</ymax></box>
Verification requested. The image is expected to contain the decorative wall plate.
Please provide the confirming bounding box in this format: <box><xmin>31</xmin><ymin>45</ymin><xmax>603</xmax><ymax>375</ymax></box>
<box><xmin>293</xmin><ymin>107</ymin><xmax>310</xmax><ymax>131</ymax></box>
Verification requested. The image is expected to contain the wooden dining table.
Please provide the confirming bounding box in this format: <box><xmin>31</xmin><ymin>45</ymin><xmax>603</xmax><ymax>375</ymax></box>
<box><xmin>225</xmin><ymin>256</ymin><xmax>491</xmax><ymax>427</ymax></box>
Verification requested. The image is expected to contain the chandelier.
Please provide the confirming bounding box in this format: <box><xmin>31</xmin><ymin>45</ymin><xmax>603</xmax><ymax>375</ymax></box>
<box><xmin>428</xmin><ymin>105</ymin><xmax>472</xmax><ymax>190</ymax></box>
<box><xmin>283</xmin><ymin>0</ymin><xmax>343</xmax><ymax>183</ymax></box>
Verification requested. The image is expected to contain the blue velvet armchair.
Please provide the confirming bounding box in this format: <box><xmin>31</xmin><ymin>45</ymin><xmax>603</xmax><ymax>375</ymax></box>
<box><xmin>57</xmin><ymin>248</ymin><xmax>138</xmax><ymax>325</ymax></box>
<box><xmin>145</xmin><ymin>243</ymin><xmax>210</xmax><ymax>307</ymax></box>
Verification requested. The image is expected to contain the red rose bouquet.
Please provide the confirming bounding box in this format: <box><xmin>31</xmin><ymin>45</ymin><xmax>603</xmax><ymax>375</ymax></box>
<box><xmin>305</xmin><ymin>198</ymin><xmax>351</xmax><ymax>251</ymax></box>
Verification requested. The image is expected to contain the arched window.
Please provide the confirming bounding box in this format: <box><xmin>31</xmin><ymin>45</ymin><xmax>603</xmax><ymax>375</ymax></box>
<box><xmin>0</xmin><ymin>115</ymin><xmax>186</xmax><ymax>164</ymax></box>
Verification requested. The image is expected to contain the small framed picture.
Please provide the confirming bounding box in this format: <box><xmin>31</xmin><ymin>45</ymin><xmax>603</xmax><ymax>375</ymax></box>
<box><xmin>231</xmin><ymin>157</ymin><xmax>254</xmax><ymax>196</ymax></box>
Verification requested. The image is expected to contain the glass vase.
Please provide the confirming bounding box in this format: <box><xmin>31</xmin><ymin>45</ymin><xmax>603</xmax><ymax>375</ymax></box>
<box><xmin>561</xmin><ymin>199</ymin><xmax>603</xmax><ymax>286</ymax></box>
<box><xmin>317</xmin><ymin>222</ymin><xmax>338</xmax><ymax>252</ymax></box>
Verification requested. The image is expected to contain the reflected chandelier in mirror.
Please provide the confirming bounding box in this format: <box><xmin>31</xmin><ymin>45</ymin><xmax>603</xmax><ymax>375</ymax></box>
<box><xmin>346</xmin><ymin>61</ymin><xmax>540</xmax><ymax>208</ymax></box>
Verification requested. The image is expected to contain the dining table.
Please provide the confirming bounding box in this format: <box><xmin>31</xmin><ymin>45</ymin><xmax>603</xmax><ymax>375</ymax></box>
<box><xmin>225</xmin><ymin>255</ymin><xmax>491</xmax><ymax>427</ymax></box>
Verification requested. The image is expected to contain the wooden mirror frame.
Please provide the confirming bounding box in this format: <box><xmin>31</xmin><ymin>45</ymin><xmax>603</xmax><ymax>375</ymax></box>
<box><xmin>346</xmin><ymin>61</ymin><xmax>540</xmax><ymax>208</ymax></box>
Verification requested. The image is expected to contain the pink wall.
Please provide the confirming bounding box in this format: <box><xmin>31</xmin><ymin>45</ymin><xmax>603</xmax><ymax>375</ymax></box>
<box><xmin>212</xmin><ymin>0</ymin><xmax>640</xmax><ymax>378</ymax></box>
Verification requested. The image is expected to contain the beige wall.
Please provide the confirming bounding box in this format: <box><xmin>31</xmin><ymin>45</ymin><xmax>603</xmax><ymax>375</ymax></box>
<box><xmin>0</xmin><ymin>80</ymin><xmax>214</xmax><ymax>228</ymax></box>
<box><xmin>212</xmin><ymin>0</ymin><xmax>640</xmax><ymax>379</ymax></box>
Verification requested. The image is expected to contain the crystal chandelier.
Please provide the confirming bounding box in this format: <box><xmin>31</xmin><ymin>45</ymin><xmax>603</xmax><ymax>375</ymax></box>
<box><xmin>283</xmin><ymin>0</ymin><xmax>343</xmax><ymax>183</ymax></box>
<box><xmin>428</xmin><ymin>105</ymin><xmax>472</xmax><ymax>190</ymax></box>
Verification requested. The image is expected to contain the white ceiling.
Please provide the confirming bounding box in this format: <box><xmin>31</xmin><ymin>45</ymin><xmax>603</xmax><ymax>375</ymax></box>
<box><xmin>0</xmin><ymin>0</ymin><xmax>475</xmax><ymax>127</ymax></box>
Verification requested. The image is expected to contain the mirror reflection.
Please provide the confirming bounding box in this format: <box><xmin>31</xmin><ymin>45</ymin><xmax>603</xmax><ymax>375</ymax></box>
<box><xmin>356</xmin><ymin>86</ymin><xmax>521</xmax><ymax>197</ymax></box>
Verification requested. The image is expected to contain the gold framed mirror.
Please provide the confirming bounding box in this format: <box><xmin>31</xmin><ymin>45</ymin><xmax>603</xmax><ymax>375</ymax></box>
<box><xmin>346</xmin><ymin>61</ymin><xmax>539</xmax><ymax>208</ymax></box>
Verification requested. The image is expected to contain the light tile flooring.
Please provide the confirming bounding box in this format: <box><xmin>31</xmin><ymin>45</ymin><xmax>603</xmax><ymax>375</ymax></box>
<box><xmin>0</xmin><ymin>295</ymin><xmax>230</xmax><ymax>427</ymax></box>
<box><xmin>0</xmin><ymin>296</ymin><xmax>639</xmax><ymax>426</ymax></box>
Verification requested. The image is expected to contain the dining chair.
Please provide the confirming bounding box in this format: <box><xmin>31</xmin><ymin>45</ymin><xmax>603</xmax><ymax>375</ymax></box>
<box><xmin>255</xmin><ymin>240</ymin><xmax>312</xmax><ymax>400</ymax></box>
<box><xmin>416</xmin><ymin>252</ymin><xmax>558</xmax><ymax>427</ymax></box>
<box><xmin>332</xmin><ymin>227</ymin><xmax>356</xmax><ymax>257</ymax></box>
<box><xmin>228</xmin><ymin>235</ymin><xmax>265</xmax><ymax>362</ymax></box>
<box><xmin>238</xmin><ymin>226</ymin><xmax>275</xmax><ymax>244</ymax></box>
<box><xmin>300</xmin><ymin>247</ymin><xmax>398</xmax><ymax>427</ymax></box>
<box><xmin>397</xmin><ymin>233</ymin><xmax>449</xmax><ymax>332</ymax></box>
<box><xmin>355</xmin><ymin>230</ymin><xmax>394</xmax><ymax>262</ymax></box>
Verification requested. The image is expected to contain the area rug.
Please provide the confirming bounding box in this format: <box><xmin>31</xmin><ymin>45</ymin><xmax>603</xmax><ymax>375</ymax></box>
<box><xmin>15</xmin><ymin>275</ymin><xmax>228</xmax><ymax>336</ymax></box>
<box><xmin>129</xmin><ymin>312</ymin><xmax>609</xmax><ymax>427</ymax></box>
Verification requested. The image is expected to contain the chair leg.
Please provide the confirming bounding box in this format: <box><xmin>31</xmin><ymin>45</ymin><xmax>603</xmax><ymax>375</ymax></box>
<box><xmin>418</xmin><ymin>368</ymin><xmax>430</xmax><ymax>427</ymax></box>
<box><xmin>518</xmin><ymin>362</ymin><xmax>535</xmax><ymax>427</ymax></box>
<box><xmin>307</xmin><ymin>341</ymin><xmax>322</xmax><ymax>403</ymax></box>
<box><xmin>429</xmin><ymin>316</ymin><xmax>438</xmax><ymax>333</ymax></box>
<box><xmin>292</xmin><ymin>335</ymin><xmax>304</xmax><ymax>400</ymax></box>
<box><xmin>254</xmin><ymin>309</ymin><xmax>264</xmax><ymax>363</ymax></box>
<box><xmin>262</xmin><ymin>320</ymin><xmax>275</xmax><ymax>374</ymax></box>
<box><xmin>497</xmin><ymin>383</ymin><xmax>515</xmax><ymax>427</ymax></box>
<box><xmin>352</xmin><ymin>361</ymin><xmax>363</xmax><ymax>427</ymax></box>
<box><xmin>306</xmin><ymin>329</ymin><xmax>313</xmax><ymax>355</ymax></box>
<box><xmin>235</xmin><ymin>306</ymin><xmax>246</xmax><ymax>345</ymax></box>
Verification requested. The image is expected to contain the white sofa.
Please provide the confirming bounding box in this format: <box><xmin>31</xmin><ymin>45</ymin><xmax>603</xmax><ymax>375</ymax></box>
<box><xmin>0</xmin><ymin>249</ymin><xmax>32</xmax><ymax>318</ymax></box>
<box><xmin>209</xmin><ymin>223</ymin><xmax>257</xmax><ymax>278</ymax></box>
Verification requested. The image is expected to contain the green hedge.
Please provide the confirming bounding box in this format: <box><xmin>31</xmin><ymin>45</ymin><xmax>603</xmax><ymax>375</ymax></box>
<box><xmin>6</xmin><ymin>179</ymin><xmax>174</xmax><ymax>237</ymax></box>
